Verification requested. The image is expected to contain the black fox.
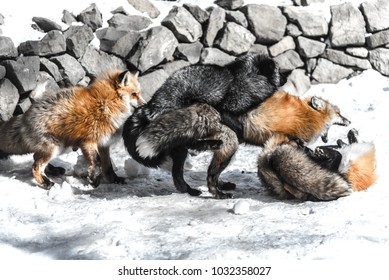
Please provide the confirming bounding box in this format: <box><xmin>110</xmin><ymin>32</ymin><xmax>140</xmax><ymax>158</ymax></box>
<box><xmin>123</xmin><ymin>54</ymin><xmax>282</xmax><ymax>195</ymax></box>
<box><xmin>124</xmin><ymin>91</ymin><xmax>350</xmax><ymax>198</ymax></box>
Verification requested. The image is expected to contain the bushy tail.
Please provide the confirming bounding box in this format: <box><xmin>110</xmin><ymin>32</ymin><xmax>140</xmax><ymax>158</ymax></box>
<box><xmin>123</xmin><ymin>103</ymin><xmax>222</xmax><ymax>168</ymax></box>
<box><xmin>339</xmin><ymin>143</ymin><xmax>377</xmax><ymax>191</ymax></box>
<box><xmin>260</xmin><ymin>143</ymin><xmax>352</xmax><ymax>201</ymax></box>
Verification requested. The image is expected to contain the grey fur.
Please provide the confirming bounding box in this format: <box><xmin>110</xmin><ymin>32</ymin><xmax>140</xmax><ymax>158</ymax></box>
<box><xmin>258</xmin><ymin>143</ymin><xmax>352</xmax><ymax>201</ymax></box>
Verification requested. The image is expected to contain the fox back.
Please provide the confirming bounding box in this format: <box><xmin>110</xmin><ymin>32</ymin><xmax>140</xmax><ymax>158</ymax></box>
<box><xmin>243</xmin><ymin>92</ymin><xmax>350</xmax><ymax>145</ymax></box>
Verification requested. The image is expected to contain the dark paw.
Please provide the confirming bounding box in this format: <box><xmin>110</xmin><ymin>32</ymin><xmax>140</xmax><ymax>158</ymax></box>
<box><xmin>336</xmin><ymin>139</ymin><xmax>347</xmax><ymax>148</ymax></box>
<box><xmin>45</xmin><ymin>164</ymin><xmax>66</xmax><ymax>176</ymax></box>
<box><xmin>214</xmin><ymin>191</ymin><xmax>233</xmax><ymax>199</ymax></box>
<box><xmin>347</xmin><ymin>128</ymin><xmax>359</xmax><ymax>144</ymax></box>
<box><xmin>88</xmin><ymin>175</ymin><xmax>101</xmax><ymax>188</ymax></box>
<box><xmin>314</xmin><ymin>147</ymin><xmax>325</xmax><ymax>157</ymax></box>
<box><xmin>220</xmin><ymin>181</ymin><xmax>236</xmax><ymax>191</ymax></box>
<box><xmin>187</xmin><ymin>188</ymin><xmax>202</xmax><ymax>196</ymax></box>
<box><xmin>41</xmin><ymin>176</ymin><xmax>55</xmax><ymax>190</ymax></box>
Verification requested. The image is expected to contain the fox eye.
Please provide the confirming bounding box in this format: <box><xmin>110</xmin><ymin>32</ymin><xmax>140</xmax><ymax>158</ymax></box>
<box><xmin>131</xmin><ymin>92</ymin><xmax>138</xmax><ymax>97</ymax></box>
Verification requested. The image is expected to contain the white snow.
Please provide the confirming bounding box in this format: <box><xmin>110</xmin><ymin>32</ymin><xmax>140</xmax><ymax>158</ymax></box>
<box><xmin>1</xmin><ymin>0</ymin><xmax>389</xmax><ymax>265</ymax></box>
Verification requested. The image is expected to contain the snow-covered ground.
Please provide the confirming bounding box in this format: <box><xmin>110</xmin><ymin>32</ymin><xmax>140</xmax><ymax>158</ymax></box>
<box><xmin>1</xmin><ymin>0</ymin><xmax>389</xmax><ymax>263</ymax></box>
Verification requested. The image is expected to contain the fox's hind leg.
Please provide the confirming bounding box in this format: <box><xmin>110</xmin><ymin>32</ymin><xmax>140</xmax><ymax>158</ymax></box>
<box><xmin>32</xmin><ymin>148</ymin><xmax>56</xmax><ymax>189</ymax></box>
<box><xmin>347</xmin><ymin>128</ymin><xmax>359</xmax><ymax>144</ymax></box>
<box><xmin>207</xmin><ymin>125</ymin><xmax>239</xmax><ymax>199</ymax></box>
<box><xmin>98</xmin><ymin>146</ymin><xmax>125</xmax><ymax>184</ymax></box>
<box><xmin>171</xmin><ymin>146</ymin><xmax>202</xmax><ymax>196</ymax></box>
<box><xmin>80</xmin><ymin>143</ymin><xmax>100</xmax><ymax>187</ymax></box>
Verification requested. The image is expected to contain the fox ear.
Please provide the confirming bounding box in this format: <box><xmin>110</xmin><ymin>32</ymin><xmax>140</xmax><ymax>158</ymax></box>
<box><xmin>118</xmin><ymin>70</ymin><xmax>134</xmax><ymax>86</ymax></box>
<box><xmin>310</xmin><ymin>96</ymin><xmax>325</xmax><ymax>110</ymax></box>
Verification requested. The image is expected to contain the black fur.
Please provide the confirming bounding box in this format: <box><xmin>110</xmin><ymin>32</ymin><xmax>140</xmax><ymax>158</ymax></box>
<box><xmin>123</xmin><ymin>54</ymin><xmax>281</xmax><ymax>195</ymax></box>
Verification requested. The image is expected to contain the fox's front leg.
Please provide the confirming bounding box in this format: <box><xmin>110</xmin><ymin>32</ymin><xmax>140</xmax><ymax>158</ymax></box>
<box><xmin>80</xmin><ymin>143</ymin><xmax>100</xmax><ymax>187</ymax></box>
<box><xmin>98</xmin><ymin>146</ymin><xmax>125</xmax><ymax>184</ymax></box>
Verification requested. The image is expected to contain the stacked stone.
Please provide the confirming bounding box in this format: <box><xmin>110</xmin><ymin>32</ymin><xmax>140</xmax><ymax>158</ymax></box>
<box><xmin>1</xmin><ymin>0</ymin><xmax>389</xmax><ymax>122</ymax></box>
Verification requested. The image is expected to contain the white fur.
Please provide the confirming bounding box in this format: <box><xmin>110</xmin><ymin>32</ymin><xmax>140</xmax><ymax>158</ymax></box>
<box><xmin>338</xmin><ymin>142</ymin><xmax>374</xmax><ymax>174</ymax></box>
<box><xmin>136</xmin><ymin>135</ymin><xmax>157</xmax><ymax>159</ymax></box>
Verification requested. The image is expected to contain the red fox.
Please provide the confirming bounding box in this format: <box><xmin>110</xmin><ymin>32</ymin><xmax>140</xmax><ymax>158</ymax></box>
<box><xmin>258</xmin><ymin>129</ymin><xmax>377</xmax><ymax>201</ymax></box>
<box><xmin>0</xmin><ymin>70</ymin><xmax>145</xmax><ymax>189</ymax></box>
<box><xmin>129</xmin><ymin>91</ymin><xmax>351</xmax><ymax>198</ymax></box>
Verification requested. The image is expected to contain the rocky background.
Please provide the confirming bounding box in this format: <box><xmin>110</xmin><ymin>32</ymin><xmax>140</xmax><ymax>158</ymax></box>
<box><xmin>0</xmin><ymin>0</ymin><xmax>389</xmax><ymax>122</ymax></box>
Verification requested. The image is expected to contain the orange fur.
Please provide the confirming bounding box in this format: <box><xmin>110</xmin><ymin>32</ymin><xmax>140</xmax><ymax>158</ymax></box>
<box><xmin>345</xmin><ymin>146</ymin><xmax>377</xmax><ymax>191</ymax></box>
<box><xmin>244</xmin><ymin>91</ymin><xmax>340</xmax><ymax>145</ymax></box>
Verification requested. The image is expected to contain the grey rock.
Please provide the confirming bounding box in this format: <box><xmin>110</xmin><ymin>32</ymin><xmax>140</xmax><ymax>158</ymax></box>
<box><xmin>269</xmin><ymin>36</ymin><xmax>296</xmax><ymax>57</ymax></box>
<box><xmin>161</xmin><ymin>60</ymin><xmax>191</xmax><ymax>76</ymax></box>
<box><xmin>18</xmin><ymin>30</ymin><xmax>66</xmax><ymax>57</ymax></box>
<box><xmin>369</xmin><ymin>48</ymin><xmax>389</xmax><ymax>76</ymax></box>
<box><xmin>225</xmin><ymin>10</ymin><xmax>248</xmax><ymax>28</ymax></box>
<box><xmin>183</xmin><ymin>4</ymin><xmax>209</xmax><ymax>24</ymax></box>
<box><xmin>127</xmin><ymin>0</ymin><xmax>160</xmax><ymax>19</ymax></box>
<box><xmin>248</xmin><ymin>44</ymin><xmax>269</xmax><ymax>56</ymax></box>
<box><xmin>215</xmin><ymin>0</ymin><xmax>244</xmax><ymax>10</ymax></box>
<box><xmin>175</xmin><ymin>41</ymin><xmax>203</xmax><ymax>64</ymax></box>
<box><xmin>64</xmin><ymin>25</ymin><xmax>94</xmax><ymax>58</ymax></box>
<box><xmin>2</xmin><ymin>56</ymin><xmax>40</xmax><ymax>93</ymax></box>
<box><xmin>29</xmin><ymin>71</ymin><xmax>60</xmax><ymax>101</ymax></box>
<box><xmin>200</xmin><ymin>47</ymin><xmax>235</xmax><ymax>66</ymax></box>
<box><xmin>32</xmin><ymin>17</ymin><xmax>62</xmax><ymax>32</ymax></box>
<box><xmin>51</xmin><ymin>53</ymin><xmax>86</xmax><ymax>86</ymax></box>
<box><xmin>162</xmin><ymin>6</ymin><xmax>203</xmax><ymax>43</ymax></box>
<box><xmin>280</xmin><ymin>69</ymin><xmax>311</xmax><ymax>96</ymax></box>
<box><xmin>295</xmin><ymin>0</ymin><xmax>325</xmax><ymax>5</ymax></box>
<box><xmin>203</xmin><ymin>7</ymin><xmax>226</xmax><ymax>47</ymax></box>
<box><xmin>77</xmin><ymin>3</ymin><xmax>103</xmax><ymax>31</ymax></box>
<box><xmin>312</xmin><ymin>58</ymin><xmax>353</xmax><ymax>83</ymax></box>
<box><xmin>108</xmin><ymin>14</ymin><xmax>152</xmax><ymax>31</ymax></box>
<box><xmin>14</xmin><ymin>97</ymin><xmax>32</xmax><ymax>115</ymax></box>
<box><xmin>273</xmin><ymin>50</ymin><xmax>304</xmax><ymax>73</ymax></box>
<box><xmin>241</xmin><ymin>4</ymin><xmax>287</xmax><ymax>44</ymax></box>
<box><xmin>0</xmin><ymin>36</ymin><xmax>18</xmax><ymax>58</ymax></box>
<box><xmin>80</xmin><ymin>46</ymin><xmax>127</xmax><ymax>78</ymax></box>
<box><xmin>296</xmin><ymin>36</ymin><xmax>326</xmax><ymax>58</ymax></box>
<box><xmin>360</xmin><ymin>0</ymin><xmax>389</xmax><ymax>33</ymax></box>
<box><xmin>40</xmin><ymin>57</ymin><xmax>63</xmax><ymax>82</ymax></box>
<box><xmin>283</xmin><ymin>6</ymin><xmax>328</xmax><ymax>37</ymax></box>
<box><xmin>345</xmin><ymin>47</ymin><xmax>369</xmax><ymax>58</ymax></box>
<box><xmin>0</xmin><ymin>13</ymin><xmax>4</xmax><ymax>25</ymax></box>
<box><xmin>139</xmin><ymin>69</ymin><xmax>170</xmax><ymax>101</ymax></box>
<box><xmin>77</xmin><ymin>76</ymin><xmax>91</xmax><ymax>87</ymax></box>
<box><xmin>286</xmin><ymin>23</ymin><xmax>303</xmax><ymax>37</ymax></box>
<box><xmin>128</xmin><ymin>26</ymin><xmax>178</xmax><ymax>73</ymax></box>
<box><xmin>100</xmin><ymin>30</ymin><xmax>142</xmax><ymax>58</ymax></box>
<box><xmin>215</xmin><ymin>22</ymin><xmax>255</xmax><ymax>55</ymax></box>
<box><xmin>111</xmin><ymin>6</ymin><xmax>129</xmax><ymax>15</ymax></box>
<box><xmin>62</xmin><ymin>10</ymin><xmax>77</xmax><ymax>25</ymax></box>
<box><xmin>0</xmin><ymin>79</ymin><xmax>19</xmax><ymax>121</ymax></box>
<box><xmin>366</xmin><ymin>29</ymin><xmax>389</xmax><ymax>48</ymax></box>
<box><xmin>329</xmin><ymin>3</ymin><xmax>365</xmax><ymax>47</ymax></box>
<box><xmin>323</xmin><ymin>49</ymin><xmax>371</xmax><ymax>70</ymax></box>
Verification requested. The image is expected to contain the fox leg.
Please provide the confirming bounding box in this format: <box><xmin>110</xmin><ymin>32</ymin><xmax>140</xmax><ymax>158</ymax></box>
<box><xmin>98</xmin><ymin>146</ymin><xmax>125</xmax><ymax>184</ymax></box>
<box><xmin>347</xmin><ymin>128</ymin><xmax>359</xmax><ymax>144</ymax></box>
<box><xmin>80</xmin><ymin>143</ymin><xmax>100</xmax><ymax>187</ymax></box>
<box><xmin>32</xmin><ymin>149</ymin><xmax>56</xmax><ymax>189</ymax></box>
<box><xmin>207</xmin><ymin>125</ymin><xmax>239</xmax><ymax>199</ymax></box>
<box><xmin>171</xmin><ymin>146</ymin><xmax>202</xmax><ymax>196</ymax></box>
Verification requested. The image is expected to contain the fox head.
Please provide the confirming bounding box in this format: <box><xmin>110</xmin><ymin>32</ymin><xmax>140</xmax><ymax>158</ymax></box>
<box><xmin>116</xmin><ymin>70</ymin><xmax>146</xmax><ymax>109</ymax></box>
<box><xmin>309</xmin><ymin>96</ymin><xmax>351</xmax><ymax>143</ymax></box>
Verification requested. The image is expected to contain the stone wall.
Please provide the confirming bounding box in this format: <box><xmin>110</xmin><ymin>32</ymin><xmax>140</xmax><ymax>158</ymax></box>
<box><xmin>1</xmin><ymin>0</ymin><xmax>389</xmax><ymax>121</ymax></box>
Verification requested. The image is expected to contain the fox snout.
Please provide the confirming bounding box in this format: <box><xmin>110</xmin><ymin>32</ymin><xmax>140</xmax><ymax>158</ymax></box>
<box><xmin>336</xmin><ymin>114</ymin><xmax>351</xmax><ymax>127</ymax></box>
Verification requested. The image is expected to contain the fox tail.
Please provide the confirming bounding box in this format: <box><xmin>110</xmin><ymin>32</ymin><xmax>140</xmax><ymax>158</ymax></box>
<box><xmin>123</xmin><ymin>103</ymin><xmax>222</xmax><ymax>167</ymax></box>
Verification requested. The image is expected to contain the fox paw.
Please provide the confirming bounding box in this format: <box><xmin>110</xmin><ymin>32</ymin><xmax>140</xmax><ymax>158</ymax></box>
<box><xmin>88</xmin><ymin>175</ymin><xmax>101</xmax><ymax>188</ymax></box>
<box><xmin>40</xmin><ymin>176</ymin><xmax>55</xmax><ymax>190</ymax></box>
<box><xmin>187</xmin><ymin>188</ymin><xmax>202</xmax><ymax>196</ymax></box>
<box><xmin>220</xmin><ymin>181</ymin><xmax>236</xmax><ymax>191</ymax></box>
<box><xmin>213</xmin><ymin>191</ymin><xmax>233</xmax><ymax>199</ymax></box>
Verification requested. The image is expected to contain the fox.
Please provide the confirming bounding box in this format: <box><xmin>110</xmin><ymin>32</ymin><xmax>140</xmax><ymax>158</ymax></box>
<box><xmin>127</xmin><ymin>91</ymin><xmax>350</xmax><ymax>198</ymax></box>
<box><xmin>122</xmin><ymin>54</ymin><xmax>282</xmax><ymax>183</ymax></box>
<box><xmin>0</xmin><ymin>70</ymin><xmax>145</xmax><ymax>189</ymax></box>
<box><xmin>257</xmin><ymin>129</ymin><xmax>377</xmax><ymax>201</ymax></box>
